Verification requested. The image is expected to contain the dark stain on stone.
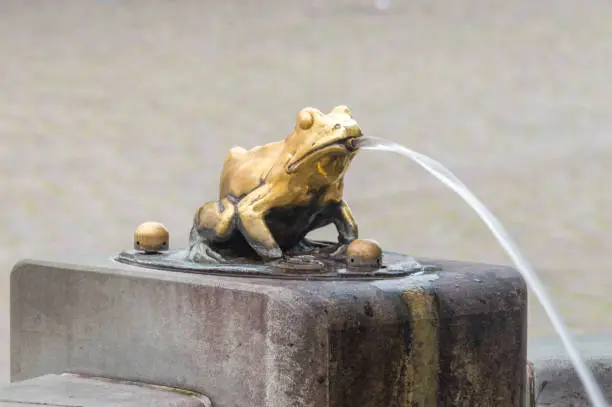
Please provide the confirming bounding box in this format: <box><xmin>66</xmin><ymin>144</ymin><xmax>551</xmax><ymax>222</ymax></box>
<box><xmin>327</xmin><ymin>293</ymin><xmax>406</xmax><ymax>407</ymax></box>
<box><xmin>467</xmin><ymin>312</ymin><xmax>489</xmax><ymax>351</ymax></box>
<box><xmin>393</xmin><ymin>358</ymin><xmax>408</xmax><ymax>406</ymax></box>
<box><xmin>435</xmin><ymin>291</ymin><xmax>457</xmax><ymax>406</ymax></box>
<box><xmin>402</xmin><ymin>302</ymin><xmax>413</xmax><ymax>357</ymax></box>
<box><xmin>363</xmin><ymin>301</ymin><xmax>374</xmax><ymax>317</ymax></box>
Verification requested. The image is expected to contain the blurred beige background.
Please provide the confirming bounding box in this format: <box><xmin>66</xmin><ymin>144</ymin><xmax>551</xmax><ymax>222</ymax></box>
<box><xmin>2</xmin><ymin>0</ymin><xmax>612</xmax><ymax>384</ymax></box>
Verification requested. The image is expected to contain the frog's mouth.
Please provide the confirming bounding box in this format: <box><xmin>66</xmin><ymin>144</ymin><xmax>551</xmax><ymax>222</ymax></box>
<box><xmin>287</xmin><ymin>136</ymin><xmax>360</xmax><ymax>172</ymax></box>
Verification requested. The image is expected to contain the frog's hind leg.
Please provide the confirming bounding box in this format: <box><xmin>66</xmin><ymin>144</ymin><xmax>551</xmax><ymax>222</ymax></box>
<box><xmin>187</xmin><ymin>198</ymin><xmax>237</xmax><ymax>263</ymax></box>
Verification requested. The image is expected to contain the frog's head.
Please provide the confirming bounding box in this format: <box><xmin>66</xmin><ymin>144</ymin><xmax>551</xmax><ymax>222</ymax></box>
<box><xmin>284</xmin><ymin>105</ymin><xmax>363</xmax><ymax>176</ymax></box>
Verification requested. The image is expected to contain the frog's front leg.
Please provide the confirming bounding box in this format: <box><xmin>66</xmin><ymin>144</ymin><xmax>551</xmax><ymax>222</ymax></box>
<box><xmin>331</xmin><ymin>200</ymin><xmax>359</xmax><ymax>244</ymax></box>
<box><xmin>292</xmin><ymin>201</ymin><xmax>357</xmax><ymax>254</ymax></box>
<box><xmin>236</xmin><ymin>187</ymin><xmax>283</xmax><ymax>260</ymax></box>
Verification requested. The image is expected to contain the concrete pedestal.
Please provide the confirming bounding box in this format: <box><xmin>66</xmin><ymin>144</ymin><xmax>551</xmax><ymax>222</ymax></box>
<box><xmin>10</xmin><ymin>257</ymin><xmax>527</xmax><ymax>407</ymax></box>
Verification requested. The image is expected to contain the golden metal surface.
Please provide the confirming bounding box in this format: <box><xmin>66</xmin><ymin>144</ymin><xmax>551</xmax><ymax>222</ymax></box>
<box><xmin>134</xmin><ymin>222</ymin><xmax>169</xmax><ymax>253</ymax></box>
<box><xmin>189</xmin><ymin>106</ymin><xmax>364</xmax><ymax>262</ymax></box>
<box><xmin>346</xmin><ymin>239</ymin><xmax>383</xmax><ymax>267</ymax></box>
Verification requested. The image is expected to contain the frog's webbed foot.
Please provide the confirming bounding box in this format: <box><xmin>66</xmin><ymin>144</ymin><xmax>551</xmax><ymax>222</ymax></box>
<box><xmin>253</xmin><ymin>245</ymin><xmax>283</xmax><ymax>262</ymax></box>
<box><xmin>330</xmin><ymin>243</ymin><xmax>349</xmax><ymax>259</ymax></box>
<box><xmin>302</xmin><ymin>237</ymin><xmax>337</xmax><ymax>249</ymax></box>
<box><xmin>287</xmin><ymin>238</ymin><xmax>350</xmax><ymax>259</ymax></box>
<box><xmin>186</xmin><ymin>240</ymin><xmax>226</xmax><ymax>263</ymax></box>
<box><xmin>285</xmin><ymin>238</ymin><xmax>317</xmax><ymax>256</ymax></box>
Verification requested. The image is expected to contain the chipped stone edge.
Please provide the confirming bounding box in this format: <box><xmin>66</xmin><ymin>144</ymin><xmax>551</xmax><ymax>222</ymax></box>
<box><xmin>60</xmin><ymin>373</ymin><xmax>213</xmax><ymax>407</ymax></box>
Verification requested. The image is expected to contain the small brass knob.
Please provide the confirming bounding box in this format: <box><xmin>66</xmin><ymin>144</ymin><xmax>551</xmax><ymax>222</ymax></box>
<box><xmin>346</xmin><ymin>239</ymin><xmax>383</xmax><ymax>268</ymax></box>
<box><xmin>134</xmin><ymin>222</ymin><xmax>169</xmax><ymax>253</ymax></box>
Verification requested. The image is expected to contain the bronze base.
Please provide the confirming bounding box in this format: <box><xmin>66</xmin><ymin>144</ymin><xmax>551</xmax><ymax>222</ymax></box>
<box><xmin>114</xmin><ymin>246</ymin><xmax>438</xmax><ymax>280</ymax></box>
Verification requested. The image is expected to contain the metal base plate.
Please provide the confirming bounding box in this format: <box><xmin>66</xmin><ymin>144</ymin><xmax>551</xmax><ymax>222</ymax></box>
<box><xmin>115</xmin><ymin>248</ymin><xmax>438</xmax><ymax>280</ymax></box>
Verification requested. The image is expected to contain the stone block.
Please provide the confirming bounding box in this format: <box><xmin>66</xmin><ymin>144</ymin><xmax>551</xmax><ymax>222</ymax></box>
<box><xmin>11</xmin><ymin>257</ymin><xmax>527</xmax><ymax>406</ymax></box>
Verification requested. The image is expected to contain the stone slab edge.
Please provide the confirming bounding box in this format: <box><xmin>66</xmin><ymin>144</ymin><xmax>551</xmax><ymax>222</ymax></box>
<box><xmin>0</xmin><ymin>373</ymin><xmax>212</xmax><ymax>407</ymax></box>
<box><xmin>528</xmin><ymin>334</ymin><xmax>612</xmax><ymax>406</ymax></box>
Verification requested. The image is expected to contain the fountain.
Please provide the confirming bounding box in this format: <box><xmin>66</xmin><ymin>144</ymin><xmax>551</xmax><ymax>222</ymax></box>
<box><xmin>3</xmin><ymin>105</ymin><xmax>605</xmax><ymax>406</ymax></box>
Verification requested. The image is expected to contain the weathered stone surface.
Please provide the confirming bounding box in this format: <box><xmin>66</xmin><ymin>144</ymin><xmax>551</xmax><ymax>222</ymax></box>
<box><xmin>528</xmin><ymin>334</ymin><xmax>612</xmax><ymax>406</ymax></box>
<box><xmin>11</xmin><ymin>257</ymin><xmax>526</xmax><ymax>407</ymax></box>
<box><xmin>0</xmin><ymin>373</ymin><xmax>211</xmax><ymax>406</ymax></box>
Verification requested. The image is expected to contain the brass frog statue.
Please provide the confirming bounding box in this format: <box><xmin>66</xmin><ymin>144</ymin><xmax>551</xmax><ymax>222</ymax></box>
<box><xmin>187</xmin><ymin>105</ymin><xmax>364</xmax><ymax>263</ymax></box>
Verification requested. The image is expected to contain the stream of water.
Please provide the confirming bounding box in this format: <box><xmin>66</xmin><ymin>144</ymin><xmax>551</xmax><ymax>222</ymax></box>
<box><xmin>357</xmin><ymin>136</ymin><xmax>608</xmax><ymax>407</ymax></box>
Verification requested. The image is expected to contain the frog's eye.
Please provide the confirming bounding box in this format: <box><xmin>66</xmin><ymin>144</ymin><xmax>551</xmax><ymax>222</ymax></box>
<box><xmin>333</xmin><ymin>123</ymin><xmax>342</xmax><ymax>130</ymax></box>
<box><xmin>297</xmin><ymin>109</ymin><xmax>315</xmax><ymax>130</ymax></box>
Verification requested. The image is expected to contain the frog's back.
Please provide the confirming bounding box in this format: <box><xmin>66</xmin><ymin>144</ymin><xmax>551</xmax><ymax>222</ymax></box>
<box><xmin>219</xmin><ymin>142</ymin><xmax>283</xmax><ymax>198</ymax></box>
